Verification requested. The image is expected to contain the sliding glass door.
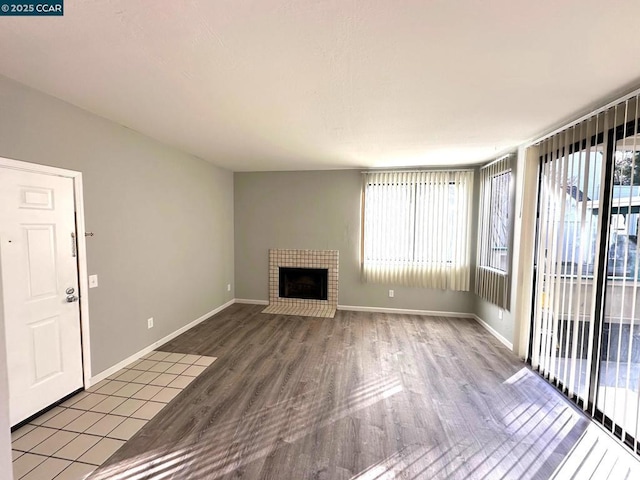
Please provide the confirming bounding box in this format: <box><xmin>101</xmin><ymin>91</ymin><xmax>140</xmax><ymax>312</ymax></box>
<box><xmin>530</xmin><ymin>101</ymin><xmax>640</xmax><ymax>453</ymax></box>
<box><xmin>530</xmin><ymin>127</ymin><xmax>604</xmax><ymax>406</ymax></box>
<box><xmin>596</xmin><ymin>131</ymin><xmax>640</xmax><ymax>445</ymax></box>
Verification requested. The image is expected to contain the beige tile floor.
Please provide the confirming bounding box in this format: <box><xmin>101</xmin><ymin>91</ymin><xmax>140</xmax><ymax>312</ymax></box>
<box><xmin>11</xmin><ymin>350</ymin><xmax>216</xmax><ymax>480</ymax></box>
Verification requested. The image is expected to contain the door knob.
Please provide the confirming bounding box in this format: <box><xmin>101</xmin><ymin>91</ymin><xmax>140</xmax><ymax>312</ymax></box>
<box><xmin>66</xmin><ymin>295</ymin><xmax>79</xmax><ymax>303</ymax></box>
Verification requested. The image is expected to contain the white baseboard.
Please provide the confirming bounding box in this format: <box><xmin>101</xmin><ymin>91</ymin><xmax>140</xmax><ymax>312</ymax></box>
<box><xmin>229</xmin><ymin>300</ymin><xmax>514</xmax><ymax>351</ymax></box>
<box><xmin>337</xmin><ymin>304</ymin><xmax>474</xmax><ymax>319</ymax></box>
<box><xmin>472</xmin><ymin>314</ymin><xmax>514</xmax><ymax>350</ymax></box>
<box><xmin>235</xmin><ymin>299</ymin><xmax>475</xmax><ymax>319</ymax></box>
<box><xmin>88</xmin><ymin>299</ymin><xmax>234</xmax><ymax>386</ymax></box>
<box><xmin>234</xmin><ymin>298</ymin><xmax>269</xmax><ymax>305</ymax></box>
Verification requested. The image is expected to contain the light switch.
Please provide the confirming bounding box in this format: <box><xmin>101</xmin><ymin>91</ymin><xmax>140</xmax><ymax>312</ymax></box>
<box><xmin>89</xmin><ymin>274</ymin><xmax>98</xmax><ymax>288</ymax></box>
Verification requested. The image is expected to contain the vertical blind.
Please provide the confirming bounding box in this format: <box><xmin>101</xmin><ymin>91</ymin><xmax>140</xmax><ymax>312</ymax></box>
<box><xmin>361</xmin><ymin>170</ymin><xmax>473</xmax><ymax>291</ymax></box>
<box><xmin>532</xmin><ymin>127</ymin><xmax>603</xmax><ymax>401</ymax></box>
<box><xmin>530</xmin><ymin>93</ymin><xmax>640</xmax><ymax>451</ymax></box>
<box><xmin>475</xmin><ymin>155</ymin><xmax>514</xmax><ymax>310</ymax></box>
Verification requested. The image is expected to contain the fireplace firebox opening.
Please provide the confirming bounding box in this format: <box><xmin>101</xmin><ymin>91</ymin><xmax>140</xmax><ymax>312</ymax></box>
<box><xmin>279</xmin><ymin>267</ymin><xmax>328</xmax><ymax>301</ymax></box>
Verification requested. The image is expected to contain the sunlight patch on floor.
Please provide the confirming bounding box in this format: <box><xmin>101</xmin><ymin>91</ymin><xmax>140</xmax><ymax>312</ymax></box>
<box><xmin>91</xmin><ymin>376</ymin><xmax>404</xmax><ymax>479</ymax></box>
<box><xmin>551</xmin><ymin>422</ymin><xmax>640</xmax><ymax>479</ymax></box>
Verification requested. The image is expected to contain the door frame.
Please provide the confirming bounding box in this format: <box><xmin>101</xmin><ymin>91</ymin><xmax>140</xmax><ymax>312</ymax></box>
<box><xmin>0</xmin><ymin>156</ymin><xmax>92</xmax><ymax>387</ymax></box>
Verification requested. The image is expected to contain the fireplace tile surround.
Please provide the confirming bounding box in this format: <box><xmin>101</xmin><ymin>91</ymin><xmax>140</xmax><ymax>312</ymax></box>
<box><xmin>262</xmin><ymin>249</ymin><xmax>338</xmax><ymax>318</ymax></box>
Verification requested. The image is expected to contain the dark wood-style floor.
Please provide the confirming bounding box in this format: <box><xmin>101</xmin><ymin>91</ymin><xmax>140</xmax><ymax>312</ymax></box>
<box><xmin>90</xmin><ymin>304</ymin><xmax>590</xmax><ymax>480</ymax></box>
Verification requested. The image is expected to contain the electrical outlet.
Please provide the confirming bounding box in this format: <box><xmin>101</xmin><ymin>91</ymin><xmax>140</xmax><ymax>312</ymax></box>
<box><xmin>498</xmin><ymin>310</ymin><xmax>503</xmax><ymax>320</ymax></box>
<box><xmin>389</xmin><ymin>289</ymin><xmax>394</xmax><ymax>298</ymax></box>
<box><xmin>147</xmin><ymin>317</ymin><xmax>154</xmax><ymax>329</ymax></box>
<box><xmin>227</xmin><ymin>284</ymin><xmax>231</xmax><ymax>292</ymax></box>
<box><xmin>88</xmin><ymin>274</ymin><xmax>98</xmax><ymax>288</ymax></box>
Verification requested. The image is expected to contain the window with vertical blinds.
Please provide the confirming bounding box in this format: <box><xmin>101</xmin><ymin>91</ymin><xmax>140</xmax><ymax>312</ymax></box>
<box><xmin>530</xmin><ymin>93</ymin><xmax>640</xmax><ymax>453</ymax></box>
<box><xmin>361</xmin><ymin>170</ymin><xmax>473</xmax><ymax>291</ymax></box>
<box><xmin>475</xmin><ymin>155</ymin><xmax>514</xmax><ymax>309</ymax></box>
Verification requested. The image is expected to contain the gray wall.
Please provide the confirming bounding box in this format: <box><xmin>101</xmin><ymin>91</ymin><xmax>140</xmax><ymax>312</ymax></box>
<box><xmin>234</xmin><ymin>170</ymin><xmax>475</xmax><ymax>313</ymax></box>
<box><xmin>474</xmin><ymin>297</ymin><xmax>514</xmax><ymax>345</ymax></box>
<box><xmin>0</xmin><ymin>75</ymin><xmax>235</xmax><ymax>375</ymax></box>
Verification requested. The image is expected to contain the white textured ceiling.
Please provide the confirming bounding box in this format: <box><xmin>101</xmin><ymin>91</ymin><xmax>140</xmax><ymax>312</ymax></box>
<box><xmin>1</xmin><ymin>1</ymin><xmax>640</xmax><ymax>171</ymax></box>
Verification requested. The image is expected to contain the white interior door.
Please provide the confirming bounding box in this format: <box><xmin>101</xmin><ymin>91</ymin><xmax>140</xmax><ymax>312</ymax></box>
<box><xmin>0</xmin><ymin>168</ymin><xmax>84</xmax><ymax>426</ymax></box>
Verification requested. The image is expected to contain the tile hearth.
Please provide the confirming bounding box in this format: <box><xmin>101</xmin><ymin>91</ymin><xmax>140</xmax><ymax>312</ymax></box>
<box><xmin>11</xmin><ymin>350</ymin><xmax>216</xmax><ymax>480</ymax></box>
<box><xmin>262</xmin><ymin>304</ymin><xmax>337</xmax><ymax>318</ymax></box>
<box><xmin>263</xmin><ymin>249</ymin><xmax>338</xmax><ymax>318</ymax></box>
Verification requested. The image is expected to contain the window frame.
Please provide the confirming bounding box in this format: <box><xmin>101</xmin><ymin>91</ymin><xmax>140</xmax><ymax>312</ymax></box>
<box><xmin>480</xmin><ymin>168</ymin><xmax>513</xmax><ymax>273</ymax></box>
<box><xmin>475</xmin><ymin>156</ymin><xmax>515</xmax><ymax>309</ymax></box>
<box><xmin>361</xmin><ymin>169</ymin><xmax>474</xmax><ymax>291</ymax></box>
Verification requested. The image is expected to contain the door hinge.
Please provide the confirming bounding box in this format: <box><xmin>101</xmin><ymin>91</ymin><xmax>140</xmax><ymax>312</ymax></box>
<box><xmin>71</xmin><ymin>232</ymin><xmax>77</xmax><ymax>257</ymax></box>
